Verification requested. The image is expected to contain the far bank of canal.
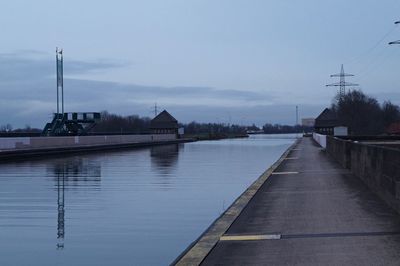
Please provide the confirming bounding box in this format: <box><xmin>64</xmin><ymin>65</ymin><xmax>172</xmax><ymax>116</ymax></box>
<box><xmin>0</xmin><ymin>134</ymin><xmax>296</xmax><ymax>266</ymax></box>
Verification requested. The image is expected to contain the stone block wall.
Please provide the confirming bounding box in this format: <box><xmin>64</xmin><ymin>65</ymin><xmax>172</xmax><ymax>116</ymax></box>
<box><xmin>350</xmin><ymin>143</ymin><xmax>400</xmax><ymax>213</ymax></box>
<box><xmin>326</xmin><ymin>136</ymin><xmax>400</xmax><ymax>213</ymax></box>
<box><xmin>326</xmin><ymin>136</ymin><xmax>352</xmax><ymax>169</ymax></box>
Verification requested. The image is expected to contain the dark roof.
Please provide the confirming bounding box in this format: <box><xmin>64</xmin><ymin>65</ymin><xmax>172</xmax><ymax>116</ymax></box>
<box><xmin>314</xmin><ymin>108</ymin><xmax>339</xmax><ymax>128</ymax></box>
<box><xmin>150</xmin><ymin>110</ymin><xmax>178</xmax><ymax>129</ymax></box>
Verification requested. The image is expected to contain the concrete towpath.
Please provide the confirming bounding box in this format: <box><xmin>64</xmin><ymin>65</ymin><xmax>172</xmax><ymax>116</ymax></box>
<box><xmin>201</xmin><ymin>137</ymin><xmax>400</xmax><ymax>265</ymax></box>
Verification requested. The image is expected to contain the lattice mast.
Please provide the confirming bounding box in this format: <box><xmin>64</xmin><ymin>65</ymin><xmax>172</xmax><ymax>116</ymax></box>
<box><xmin>326</xmin><ymin>64</ymin><xmax>358</xmax><ymax>98</ymax></box>
<box><xmin>56</xmin><ymin>48</ymin><xmax>64</xmax><ymax>118</ymax></box>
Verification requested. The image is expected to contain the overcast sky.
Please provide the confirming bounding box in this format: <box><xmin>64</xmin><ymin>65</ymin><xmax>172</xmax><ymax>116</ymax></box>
<box><xmin>1</xmin><ymin>0</ymin><xmax>400</xmax><ymax>128</ymax></box>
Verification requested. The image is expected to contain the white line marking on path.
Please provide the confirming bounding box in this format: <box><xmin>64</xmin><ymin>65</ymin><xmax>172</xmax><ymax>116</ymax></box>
<box><xmin>220</xmin><ymin>234</ymin><xmax>281</xmax><ymax>241</ymax></box>
<box><xmin>272</xmin><ymin>171</ymin><xmax>299</xmax><ymax>175</ymax></box>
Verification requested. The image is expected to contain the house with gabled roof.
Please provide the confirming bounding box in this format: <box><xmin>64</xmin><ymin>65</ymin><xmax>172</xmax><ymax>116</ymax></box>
<box><xmin>150</xmin><ymin>110</ymin><xmax>179</xmax><ymax>135</ymax></box>
<box><xmin>314</xmin><ymin>108</ymin><xmax>339</xmax><ymax>135</ymax></box>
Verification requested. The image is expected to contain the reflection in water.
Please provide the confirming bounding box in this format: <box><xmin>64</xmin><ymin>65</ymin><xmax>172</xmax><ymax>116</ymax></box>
<box><xmin>57</xmin><ymin>170</ymin><xmax>65</xmax><ymax>249</ymax></box>
<box><xmin>150</xmin><ymin>144</ymin><xmax>180</xmax><ymax>174</ymax></box>
<box><xmin>50</xmin><ymin>158</ymin><xmax>102</xmax><ymax>249</ymax></box>
<box><xmin>49</xmin><ymin>158</ymin><xmax>102</xmax><ymax>185</ymax></box>
<box><xmin>0</xmin><ymin>135</ymin><xmax>295</xmax><ymax>265</ymax></box>
<box><xmin>150</xmin><ymin>144</ymin><xmax>181</xmax><ymax>189</ymax></box>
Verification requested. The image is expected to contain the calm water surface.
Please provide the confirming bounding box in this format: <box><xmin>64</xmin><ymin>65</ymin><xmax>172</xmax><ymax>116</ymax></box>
<box><xmin>0</xmin><ymin>134</ymin><xmax>296</xmax><ymax>265</ymax></box>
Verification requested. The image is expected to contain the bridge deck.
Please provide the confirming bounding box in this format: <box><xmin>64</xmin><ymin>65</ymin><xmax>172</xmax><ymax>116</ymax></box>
<box><xmin>201</xmin><ymin>137</ymin><xmax>400</xmax><ymax>265</ymax></box>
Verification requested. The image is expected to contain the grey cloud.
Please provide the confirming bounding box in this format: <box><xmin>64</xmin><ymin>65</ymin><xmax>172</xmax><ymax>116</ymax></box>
<box><xmin>0</xmin><ymin>53</ymin><xmax>275</xmax><ymax>109</ymax></box>
<box><xmin>0</xmin><ymin>52</ymin><xmax>269</xmax><ymax>103</ymax></box>
<box><xmin>0</xmin><ymin>51</ymin><xmax>127</xmax><ymax>81</ymax></box>
<box><xmin>164</xmin><ymin>104</ymin><xmax>325</xmax><ymax>126</ymax></box>
<box><xmin>0</xmin><ymin>52</ymin><xmax>321</xmax><ymax>128</ymax></box>
<box><xmin>63</xmin><ymin>79</ymin><xmax>270</xmax><ymax>103</ymax></box>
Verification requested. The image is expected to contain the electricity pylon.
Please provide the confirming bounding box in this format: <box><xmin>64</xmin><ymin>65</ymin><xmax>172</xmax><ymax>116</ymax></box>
<box><xmin>326</xmin><ymin>64</ymin><xmax>358</xmax><ymax>98</ymax></box>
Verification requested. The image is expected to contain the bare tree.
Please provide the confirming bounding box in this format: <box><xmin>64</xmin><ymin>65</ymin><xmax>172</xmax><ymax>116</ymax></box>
<box><xmin>0</xmin><ymin>124</ymin><xmax>13</xmax><ymax>132</ymax></box>
<box><xmin>331</xmin><ymin>90</ymin><xmax>400</xmax><ymax>135</ymax></box>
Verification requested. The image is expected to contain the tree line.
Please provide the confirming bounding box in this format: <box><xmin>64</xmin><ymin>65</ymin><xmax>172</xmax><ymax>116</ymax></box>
<box><xmin>1</xmin><ymin>112</ymin><xmax>310</xmax><ymax>135</ymax></box>
<box><xmin>182</xmin><ymin>121</ymin><xmax>247</xmax><ymax>134</ymax></box>
<box><xmin>0</xmin><ymin>124</ymin><xmax>41</xmax><ymax>133</ymax></box>
<box><xmin>91</xmin><ymin>111</ymin><xmax>152</xmax><ymax>134</ymax></box>
<box><xmin>331</xmin><ymin>90</ymin><xmax>400</xmax><ymax>135</ymax></box>
<box><xmin>0</xmin><ymin>109</ymin><xmax>313</xmax><ymax>135</ymax></box>
<box><xmin>262</xmin><ymin>124</ymin><xmax>312</xmax><ymax>134</ymax></box>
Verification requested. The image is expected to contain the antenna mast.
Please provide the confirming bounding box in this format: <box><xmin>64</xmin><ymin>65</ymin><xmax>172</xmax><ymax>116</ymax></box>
<box><xmin>56</xmin><ymin>48</ymin><xmax>64</xmax><ymax>118</ymax></box>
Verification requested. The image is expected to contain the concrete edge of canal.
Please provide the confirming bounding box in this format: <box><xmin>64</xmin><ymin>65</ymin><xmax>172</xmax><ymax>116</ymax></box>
<box><xmin>172</xmin><ymin>137</ymin><xmax>301</xmax><ymax>266</ymax></box>
<box><xmin>0</xmin><ymin>138</ymin><xmax>195</xmax><ymax>162</ymax></box>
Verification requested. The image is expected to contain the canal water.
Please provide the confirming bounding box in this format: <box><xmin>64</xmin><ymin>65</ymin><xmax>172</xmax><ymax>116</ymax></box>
<box><xmin>0</xmin><ymin>134</ymin><xmax>296</xmax><ymax>265</ymax></box>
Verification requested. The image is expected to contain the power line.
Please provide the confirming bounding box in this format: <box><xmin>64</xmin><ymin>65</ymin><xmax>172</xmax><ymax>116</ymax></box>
<box><xmin>346</xmin><ymin>24</ymin><xmax>398</xmax><ymax>66</ymax></box>
<box><xmin>389</xmin><ymin>20</ymin><xmax>400</xmax><ymax>45</ymax></box>
<box><xmin>356</xmin><ymin>47</ymin><xmax>399</xmax><ymax>79</ymax></box>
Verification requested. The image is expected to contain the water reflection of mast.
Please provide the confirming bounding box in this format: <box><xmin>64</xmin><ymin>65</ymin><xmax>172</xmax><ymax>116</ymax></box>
<box><xmin>57</xmin><ymin>170</ymin><xmax>65</xmax><ymax>249</ymax></box>
<box><xmin>49</xmin><ymin>158</ymin><xmax>101</xmax><ymax>249</ymax></box>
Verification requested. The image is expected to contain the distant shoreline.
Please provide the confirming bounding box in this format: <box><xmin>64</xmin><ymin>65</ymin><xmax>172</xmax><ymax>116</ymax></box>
<box><xmin>183</xmin><ymin>133</ymin><xmax>249</xmax><ymax>141</ymax></box>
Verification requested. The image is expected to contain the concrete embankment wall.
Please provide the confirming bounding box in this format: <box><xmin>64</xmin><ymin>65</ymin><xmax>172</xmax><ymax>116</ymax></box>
<box><xmin>312</xmin><ymin>133</ymin><xmax>326</xmax><ymax>148</ymax></box>
<box><xmin>326</xmin><ymin>136</ymin><xmax>352</xmax><ymax>169</ymax></box>
<box><xmin>324</xmin><ymin>136</ymin><xmax>400</xmax><ymax>214</ymax></box>
<box><xmin>0</xmin><ymin>134</ymin><xmax>176</xmax><ymax>151</ymax></box>
<box><xmin>0</xmin><ymin>134</ymin><xmax>188</xmax><ymax>160</ymax></box>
